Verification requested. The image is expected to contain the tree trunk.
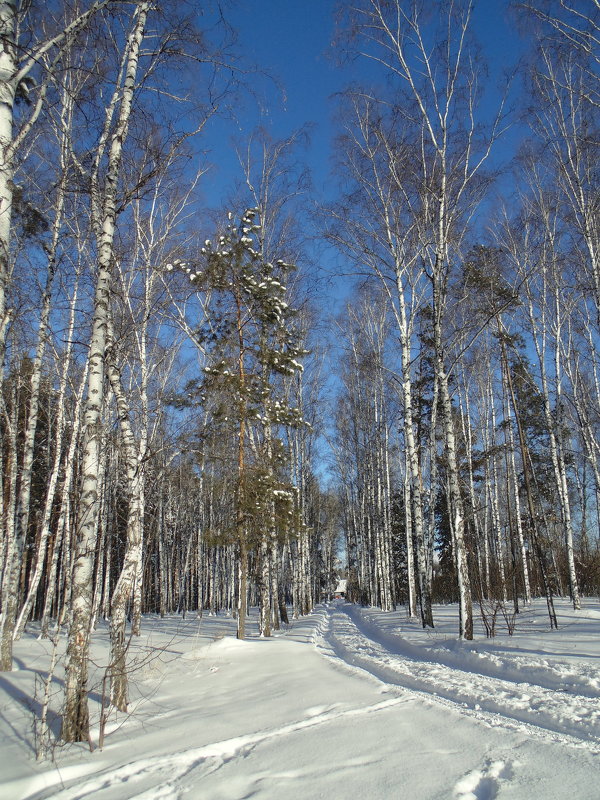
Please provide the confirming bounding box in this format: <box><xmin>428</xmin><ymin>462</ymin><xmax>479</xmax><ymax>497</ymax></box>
<box><xmin>500</xmin><ymin>330</ymin><xmax>558</xmax><ymax>630</ymax></box>
<box><xmin>0</xmin><ymin>389</ymin><xmax>18</xmax><ymax>669</ymax></box>
<box><xmin>433</xmin><ymin>272</ymin><xmax>473</xmax><ymax>639</ymax></box>
<box><xmin>62</xmin><ymin>1</ymin><xmax>150</xmax><ymax>743</ymax></box>
<box><xmin>105</xmin><ymin>329</ymin><xmax>145</xmax><ymax>711</ymax></box>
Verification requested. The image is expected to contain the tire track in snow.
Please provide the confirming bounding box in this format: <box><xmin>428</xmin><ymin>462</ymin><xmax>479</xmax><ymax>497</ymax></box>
<box><xmin>315</xmin><ymin>604</ymin><xmax>600</xmax><ymax>749</ymax></box>
<box><xmin>352</xmin><ymin>605</ymin><xmax>600</xmax><ymax>698</ymax></box>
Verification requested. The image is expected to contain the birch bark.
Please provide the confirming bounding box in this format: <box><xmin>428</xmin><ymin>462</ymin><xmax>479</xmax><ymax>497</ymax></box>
<box><xmin>0</xmin><ymin>0</ymin><xmax>114</xmax><ymax>671</ymax></box>
<box><xmin>525</xmin><ymin>271</ymin><xmax>581</xmax><ymax>609</ymax></box>
<box><xmin>0</xmin><ymin>0</ymin><xmax>114</xmax><ymax>389</ymax></box>
<box><xmin>105</xmin><ymin>318</ymin><xmax>144</xmax><ymax>711</ymax></box>
<box><xmin>62</xmin><ymin>1</ymin><xmax>150</xmax><ymax>742</ymax></box>
<box><xmin>15</xmin><ymin>265</ymin><xmax>82</xmax><ymax>638</ymax></box>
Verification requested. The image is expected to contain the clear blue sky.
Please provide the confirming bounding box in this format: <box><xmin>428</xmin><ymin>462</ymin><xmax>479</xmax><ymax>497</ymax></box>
<box><xmin>198</xmin><ymin>0</ymin><xmax>525</xmax><ymax>317</ymax></box>
<box><xmin>201</xmin><ymin>1</ymin><xmax>339</xmax><ymax>202</ymax></box>
<box><xmin>202</xmin><ymin>1</ymin><xmax>524</xmax><ymax>200</ymax></box>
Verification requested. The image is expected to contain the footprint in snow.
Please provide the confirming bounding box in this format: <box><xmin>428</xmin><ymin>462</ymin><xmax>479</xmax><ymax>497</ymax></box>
<box><xmin>453</xmin><ymin>759</ymin><xmax>513</xmax><ymax>800</ymax></box>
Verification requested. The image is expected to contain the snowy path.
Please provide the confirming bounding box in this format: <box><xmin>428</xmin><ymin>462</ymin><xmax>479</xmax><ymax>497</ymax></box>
<box><xmin>315</xmin><ymin>602</ymin><xmax>600</xmax><ymax>748</ymax></box>
<box><xmin>3</xmin><ymin>600</ymin><xmax>600</xmax><ymax>799</ymax></box>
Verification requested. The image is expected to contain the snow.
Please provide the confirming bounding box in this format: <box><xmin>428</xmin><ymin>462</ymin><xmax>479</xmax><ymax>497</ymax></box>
<box><xmin>2</xmin><ymin>598</ymin><xmax>600</xmax><ymax>799</ymax></box>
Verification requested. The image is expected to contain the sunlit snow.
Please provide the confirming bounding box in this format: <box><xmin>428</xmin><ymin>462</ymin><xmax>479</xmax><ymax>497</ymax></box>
<box><xmin>2</xmin><ymin>598</ymin><xmax>599</xmax><ymax>799</ymax></box>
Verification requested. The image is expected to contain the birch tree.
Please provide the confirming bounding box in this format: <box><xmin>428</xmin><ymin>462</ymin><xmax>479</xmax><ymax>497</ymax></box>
<box><xmin>326</xmin><ymin>92</ymin><xmax>432</xmax><ymax>625</ymax></box>
<box><xmin>0</xmin><ymin>0</ymin><xmax>115</xmax><ymax>396</ymax></box>
<box><xmin>0</xmin><ymin>0</ymin><xmax>116</xmax><ymax>673</ymax></box>
<box><xmin>518</xmin><ymin>0</ymin><xmax>600</xmax><ymax>345</ymax></box>
<box><xmin>62</xmin><ymin>0</ymin><xmax>151</xmax><ymax>743</ymax></box>
<box><xmin>339</xmin><ymin>0</ymin><xmax>508</xmax><ymax>637</ymax></box>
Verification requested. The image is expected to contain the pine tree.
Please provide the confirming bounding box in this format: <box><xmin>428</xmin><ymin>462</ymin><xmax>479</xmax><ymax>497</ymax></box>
<box><xmin>168</xmin><ymin>210</ymin><xmax>306</xmax><ymax>637</ymax></box>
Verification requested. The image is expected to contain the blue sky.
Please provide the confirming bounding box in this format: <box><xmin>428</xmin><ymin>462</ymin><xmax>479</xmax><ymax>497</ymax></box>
<box><xmin>201</xmin><ymin>1</ymin><xmax>339</xmax><ymax>201</ymax></box>
<box><xmin>197</xmin><ymin>0</ymin><xmax>526</xmax><ymax>316</ymax></box>
<box><xmin>202</xmin><ymin>1</ymin><xmax>524</xmax><ymax>194</ymax></box>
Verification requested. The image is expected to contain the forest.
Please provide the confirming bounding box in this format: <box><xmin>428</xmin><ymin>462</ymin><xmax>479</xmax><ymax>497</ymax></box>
<box><xmin>0</xmin><ymin>0</ymin><xmax>599</xmax><ymax>752</ymax></box>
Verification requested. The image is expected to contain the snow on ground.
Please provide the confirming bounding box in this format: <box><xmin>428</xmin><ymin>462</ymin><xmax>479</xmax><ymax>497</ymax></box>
<box><xmin>1</xmin><ymin>598</ymin><xmax>600</xmax><ymax>799</ymax></box>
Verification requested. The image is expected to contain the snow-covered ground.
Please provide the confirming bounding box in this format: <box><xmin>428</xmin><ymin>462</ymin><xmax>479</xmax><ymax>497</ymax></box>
<box><xmin>2</xmin><ymin>598</ymin><xmax>599</xmax><ymax>799</ymax></box>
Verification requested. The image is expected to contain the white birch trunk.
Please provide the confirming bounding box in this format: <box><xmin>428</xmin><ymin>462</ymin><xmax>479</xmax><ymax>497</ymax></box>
<box><xmin>503</xmin><ymin>387</ymin><xmax>531</xmax><ymax>605</ymax></box>
<box><xmin>105</xmin><ymin>332</ymin><xmax>144</xmax><ymax>710</ymax></box>
<box><xmin>435</xmin><ymin>306</ymin><xmax>473</xmax><ymax>638</ymax></box>
<box><xmin>0</xmin><ymin>1</ymin><xmax>17</xmax><ymax>378</ymax></box>
<box><xmin>527</xmin><ymin>291</ymin><xmax>580</xmax><ymax>609</ymax></box>
<box><xmin>15</xmin><ymin>287</ymin><xmax>85</xmax><ymax>638</ymax></box>
<box><xmin>13</xmin><ymin>92</ymin><xmax>75</xmax><ymax>637</ymax></box>
<box><xmin>62</xmin><ymin>1</ymin><xmax>150</xmax><ymax>742</ymax></box>
<box><xmin>0</xmin><ymin>387</ymin><xmax>18</xmax><ymax>669</ymax></box>
<box><xmin>489</xmin><ymin>395</ymin><xmax>507</xmax><ymax>601</ymax></box>
<box><xmin>403</xmin><ymin>471</ymin><xmax>417</xmax><ymax>617</ymax></box>
<box><xmin>0</xmin><ymin>2</ymin><xmax>19</xmax><ymax>671</ymax></box>
<box><xmin>258</xmin><ymin>533</ymin><xmax>271</xmax><ymax>637</ymax></box>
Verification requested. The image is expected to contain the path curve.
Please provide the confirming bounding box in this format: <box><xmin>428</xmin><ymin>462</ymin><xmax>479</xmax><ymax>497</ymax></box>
<box><xmin>313</xmin><ymin>602</ymin><xmax>600</xmax><ymax>749</ymax></box>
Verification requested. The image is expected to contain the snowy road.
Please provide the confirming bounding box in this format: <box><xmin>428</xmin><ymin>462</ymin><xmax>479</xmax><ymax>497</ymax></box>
<box><xmin>4</xmin><ymin>600</ymin><xmax>600</xmax><ymax>799</ymax></box>
<box><xmin>315</xmin><ymin>602</ymin><xmax>600</xmax><ymax>748</ymax></box>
